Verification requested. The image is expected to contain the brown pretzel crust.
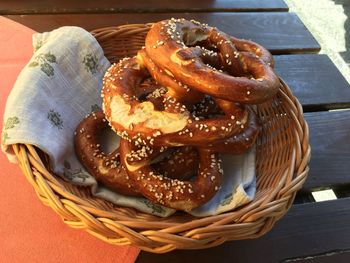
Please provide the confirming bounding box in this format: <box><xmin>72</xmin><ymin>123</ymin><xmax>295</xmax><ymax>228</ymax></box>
<box><xmin>74</xmin><ymin>111</ymin><xmax>138</xmax><ymax>196</ymax></box>
<box><xmin>207</xmin><ymin>107</ymin><xmax>260</xmax><ymax>153</ymax></box>
<box><xmin>145</xmin><ymin>18</ymin><xmax>280</xmax><ymax>104</ymax></box>
<box><xmin>230</xmin><ymin>36</ymin><xmax>274</xmax><ymax>67</ymax></box>
<box><xmin>153</xmin><ymin>146</ymin><xmax>199</xmax><ymax>180</ymax></box>
<box><xmin>138</xmin><ymin>49</ymin><xmax>204</xmax><ymax>105</ymax></box>
<box><xmin>74</xmin><ymin>111</ymin><xmax>202</xmax><ymax>196</ymax></box>
<box><xmin>188</xmin><ymin>96</ymin><xmax>260</xmax><ymax>154</ymax></box>
<box><xmin>102</xmin><ymin>57</ymin><xmax>252</xmax><ymax>149</ymax></box>
<box><xmin>119</xmin><ymin>138</ymin><xmax>222</xmax><ymax>211</ymax></box>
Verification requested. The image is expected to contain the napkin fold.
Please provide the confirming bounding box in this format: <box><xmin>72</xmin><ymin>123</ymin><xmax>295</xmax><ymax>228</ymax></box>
<box><xmin>1</xmin><ymin>25</ymin><xmax>256</xmax><ymax>218</ymax></box>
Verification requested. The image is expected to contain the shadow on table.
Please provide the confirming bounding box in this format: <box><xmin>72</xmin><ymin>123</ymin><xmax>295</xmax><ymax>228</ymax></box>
<box><xmin>333</xmin><ymin>0</ymin><xmax>350</xmax><ymax>66</ymax></box>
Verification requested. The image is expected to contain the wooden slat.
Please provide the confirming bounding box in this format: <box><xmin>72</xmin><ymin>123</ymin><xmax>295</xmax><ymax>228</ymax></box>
<box><xmin>5</xmin><ymin>12</ymin><xmax>320</xmax><ymax>54</ymax></box>
<box><xmin>274</xmin><ymin>54</ymin><xmax>350</xmax><ymax>111</ymax></box>
<box><xmin>282</xmin><ymin>249</ymin><xmax>350</xmax><ymax>263</ymax></box>
<box><xmin>137</xmin><ymin>198</ymin><xmax>350</xmax><ymax>263</ymax></box>
<box><xmin>0</xmin><ymin>0</ymin><xmax>289</xmax><ymax>14</ymax></box>
<box><xmin>303</xmin><ymin>110</ymin><xmax>350</xmax><ymax>190</ymax></box>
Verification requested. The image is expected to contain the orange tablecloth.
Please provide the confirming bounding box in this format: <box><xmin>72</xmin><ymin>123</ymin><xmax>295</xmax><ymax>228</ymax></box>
<box><xmin>0</xmin><ymin>16</ymin><xmax>140</xmax><ymax>263</ymax></box>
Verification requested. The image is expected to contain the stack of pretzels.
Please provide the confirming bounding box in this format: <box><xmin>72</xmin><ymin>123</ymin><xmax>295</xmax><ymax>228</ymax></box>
<box><xmin>74</xmin><ymin>18</ymin><xmax>280</xmax><ymax>212</ymax></box>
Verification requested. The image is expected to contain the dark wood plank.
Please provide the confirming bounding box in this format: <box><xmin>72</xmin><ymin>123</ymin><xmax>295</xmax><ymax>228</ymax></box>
<box><xmin>283</xmin><ymin>249</ymin><xmax>350</xmax><ymax>263</ymax></box>
<box><xmin>0</xmin><ymin>0</ymin><xmax>288</xmax><ymax>14</ymax></box>
<box><xmin>303</xmin><ymin>110</ymin><xmax>350</xmax><ymax>190</ymax></box>
<box><xmin>274</xmin><ymin>54</ymin><xmax>350</xmax><ymax>111</ymax></box>
<box><xmin>137</xmin><ymin>198</ymin><xmax>350</xmax><ymax>263</ymax></box>
<box><xmin>5</xmin><ymin>12</ymin><xmax>320</xmax><ymax>54</ymax></box>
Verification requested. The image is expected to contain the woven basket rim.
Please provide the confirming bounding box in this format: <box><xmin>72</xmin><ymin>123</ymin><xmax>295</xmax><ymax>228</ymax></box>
<box><xmin>11</xmin><ymin>23</ymin><xmax>311</xmax><ymax>253</ymax></box>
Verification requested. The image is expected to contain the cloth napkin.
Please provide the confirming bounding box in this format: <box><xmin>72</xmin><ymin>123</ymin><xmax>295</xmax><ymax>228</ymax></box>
<box><xmin>1</xmin><ymin>24</ymin><xmax>256</xmax><ymax>218</ymax></box>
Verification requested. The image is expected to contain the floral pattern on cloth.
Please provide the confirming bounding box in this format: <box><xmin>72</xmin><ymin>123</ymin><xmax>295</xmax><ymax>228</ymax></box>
<box><xmin>47</xmin><ymin>109</ymin><xmax>64</xmax><ymax>129</ymax></box>
<box><xmin>2</xmin><ymin>117</ymin><xmax>20</xmax><ymax>144</ymax></box>
<box><xmin>28</xmin><ymin>52</ymin><xmax>57</xmax><ymax>77</ymax></box>
<box><xmin>1</xmin><ymin>26</ymin><xmax>256</xmax><ymax>218</ymax></box>
<box><xmin>83</xmin><ymin>53</ymin><xmax>99</xmax><ymax>74</ymax></box>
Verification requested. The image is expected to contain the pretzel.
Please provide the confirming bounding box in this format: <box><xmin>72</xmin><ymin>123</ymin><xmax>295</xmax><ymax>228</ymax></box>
<box><xmin>145</xmin><ymin>18</ymin><xmax>280</xmax><ymax>104</ymax></box>
<box><xmin>119</xmin><ymin>138</ymin><xmax>222</xmax><ymax>211</ymax></box>
<box><xmin>74</xmin><ymin>111</ymin><xmax>138</xmax><ymax>196</ymax></box>
<box><xmin>153</xmin><ymin>146</ymin><xmax>198</xmax><ymax>180</ymax></box>
<box><xmin>102</xmin><ymin>56</ymin><xmax>252</xmax><ymax>151</ymax></box>
<box><xmin>137</xmin><ymin>48</ymin><xmax>204</xmax><ymax>105</ymax></box>
<box><xmin>207</xmin><ymin>107</ymin><xmax>260</xmax><ymax>153</ymax></box>
<box><xmin>230</xmin><ymin>36</ymin><xmax>274</xmax><ymax>67</ymax></box>
<box><xmin>190</xmin><ymin>97</ymin><xmax>260</xmax><ymax>154</ymax></box>
<box><xmin>74</xmin><ymin>111</ymin><xmax>200</xmax><ymax>196</ymax></box>
<box><xmin>74</xmin><ymin>18</ymin><xmax>279</xmax><ymax>212</ymax></box>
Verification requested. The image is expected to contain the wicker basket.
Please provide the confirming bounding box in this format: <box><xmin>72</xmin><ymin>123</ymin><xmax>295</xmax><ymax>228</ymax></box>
<box><xmin>12</xmin><ymin>24</ymin><xmax>311</xmax><ymax>253</ymax></box>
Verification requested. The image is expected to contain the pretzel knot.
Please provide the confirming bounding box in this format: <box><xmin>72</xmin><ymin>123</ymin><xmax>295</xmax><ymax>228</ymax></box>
<box><xmin>74</xmin><ymin>111</ymin><xmax>201</xmax><ymax>198</ymax></box>
<box><xmin>119</xmin><ymin>138</ymin><xmax>222</xmax><ymax>211</ymax></box>
<box><xmin>74</xmin><ymin>111</ymin><xmax>221</xmax><ymax>210</ymax></box>
<box><xmin>102</xmin><ymin>57</ymin><xmax>254</xmax><ymax>150</ymax></box>
<box><xmin>145</xmin><ymin>18</ymin><xmax>280</xmax><ymax>104</ymax></box>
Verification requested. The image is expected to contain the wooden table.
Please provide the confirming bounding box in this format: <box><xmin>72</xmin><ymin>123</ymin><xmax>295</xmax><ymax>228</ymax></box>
<box><xmin>2</xmin><ymin>1</ymin><xmax>350</xmax><ymax>262</ymax></box>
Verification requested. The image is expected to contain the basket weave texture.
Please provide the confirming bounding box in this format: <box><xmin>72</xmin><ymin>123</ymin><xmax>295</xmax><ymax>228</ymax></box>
<box><xmin>12</xmin><ymin>24</ymin><xmax>311</xmax><ymax>253</ymax></box>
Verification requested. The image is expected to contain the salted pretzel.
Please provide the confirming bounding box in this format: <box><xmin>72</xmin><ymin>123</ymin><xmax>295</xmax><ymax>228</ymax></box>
<box><xmin>136</xmin><ymin>51</ymin><xmax>260</xmax><ymax>154</ymax></box>
<box><xmin>137</xmin><ymin>48</ymin><xmax>204</xmax><ymax>105</ymax></box>
<box><xmin>74</xmin><ymin>111</ymin><xmax>200</xmax><ymax>197</ymax></box>
<box><xmin>74</xmin><ymin>109</ymin><xmax>251</xmax><ymax>209</ymax></box>
<box><xmin>207</xmin><ymin>107</ymin><xmax>259</xmax><ymax>153</ymax></box>
<box><xmin>153</xmin><ymin>146</ymin><xmax>198</xmax><ymax>180</ymax></box>
<box><xmin>119</xmin><ymin>138</ymin><xmax>222</xmax><ymax>211</ymax></box>
<box><xmin>189</xmin><ymin>96</ymin><xmax>260</xmax><ymax>154</ymax></box>
<box><xmin>230</xmin><ymin>36</ymin><xmax>274</xmax><ymax>67</ymax></box>
<box><xmin>74</xmin><ymin>18</ymin><xmax>281</xmax><ymax>212</ymax></box>
<box><xmin>102</xmin><ymin>56</ymin><xmax>252</xmax><ymax>152</ymax></box>
<box><xmin>74</xmin><ymin>111</ymin><xmax>138</xmax><ymax>196</ymax></box>
<box><xmin>145</xmin><ymin>18</ymin><xmax>280</xmax><ymax>104</ymax></box>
